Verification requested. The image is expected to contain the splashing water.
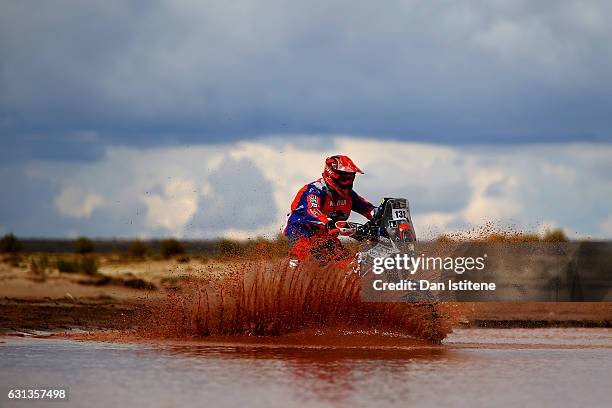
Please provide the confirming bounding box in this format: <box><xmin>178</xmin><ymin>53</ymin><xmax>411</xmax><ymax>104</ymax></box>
<box><xmin>138</xmin><ymin>259</ymin><xmax>457</xmax><ymax>344</ymax></box>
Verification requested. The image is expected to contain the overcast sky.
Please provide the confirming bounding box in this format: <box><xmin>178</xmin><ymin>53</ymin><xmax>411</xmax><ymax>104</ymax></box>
<box><xmin>1</xmin><ymin>1</ymin><xmax>611</xmax><ymax>238</ymax></box>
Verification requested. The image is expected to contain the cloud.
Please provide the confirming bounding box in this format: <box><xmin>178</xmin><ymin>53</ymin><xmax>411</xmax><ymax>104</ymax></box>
<box><xmin>142</xmin><ymin>178</ymin><xmax>198</xmax><ymax>235</ymax></box>
<box><xmin>461</xmin><ymin>170</ymin><xmax>521</xmax><ymax>225</ymax></box>
<box><xmin>472</xmin><ymin>19</ymin><xmax>569</xmax><ymax>68</ymax></box>
<box><xmin>2</xmin><ymin>136</ymin><xmax>610</xmax><ymax>239</ymax></box>
<box><xmin>1</xmin><ymin>1</ymin><xmax>611</xmax><ymax>147</ymax></box>
<box><xmin>190</xmin><ymin>156</ymin><xmax>278</xmax><ymax>236</ymax></box>
<box><xmin>414</xmin><ymin>212</ymin><xmax>463</xmax><ymax>237</ymax></box>
<box><xmin>54</xmin><ymin>186</ymin><xmax>105</xmax><ymax>218</ymax></box>
<box><xmin>1</xmin><ymin>133</ymin><xmax>105</xmax><ymax>163</ymax></box>
<box><xmin>600</xmin><ymin>214</ymin><xmax>612</xmax><ymax>237</ymax></box>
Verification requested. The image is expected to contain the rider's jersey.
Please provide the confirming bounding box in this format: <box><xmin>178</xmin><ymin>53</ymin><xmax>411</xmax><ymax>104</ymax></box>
<box><xmin>283</xmin><ymin>178</ymin><xmax>374</xmax><ymax>238</ymax></box>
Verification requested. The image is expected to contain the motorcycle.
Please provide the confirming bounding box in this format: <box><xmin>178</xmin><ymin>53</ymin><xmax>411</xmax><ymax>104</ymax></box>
<box><xmin>335</xmin><ymin>198</ymin><xmax>445</xmax><ymax>343</ymax></box>
<box><xmin>286</xmin><ymin>197</ymin><xmax>446</xmax><ymax>343</ymax></box>
<box><xmin>333</xmin><ymin>197</ymin><xmax>417</xmax><ymax>276</ymax></box>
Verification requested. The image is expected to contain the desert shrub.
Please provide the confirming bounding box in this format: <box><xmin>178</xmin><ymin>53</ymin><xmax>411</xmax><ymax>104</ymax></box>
<box><xmin>56</xmin><ymin>258</ymin><xmax>79</xmax><ymax>273</ymax></box>
<box><xmin>270</xmin><ymin>234</ymin><xmax>290</xmax><ymax>258</ymax></box>
<box><xmin>56</xmin><ymin>255</ymin><xmax>98</xmax><ymax>275</ymax></box>
<box><xmin>542</xmin><ymin>228</ymin><xmax>568</xmax><ymax>242</ymax></box>
<box><xmin>160</xmin><ymin>238</ymin><xmax>185</xmax><ymax>258</ymax></box>
<box><xmin>244</xmin><ymin>235</ymin><xmax>290</xmax><ymax>259</ymax></box>
<box><xmin>74</xmin><ymin>237</ymin><xmax>95</xmax><ymax>254</ymax></box>
<box><xmin>435</xmin><ymin>234</ymin><xmax>454</xmax><ymax>243</ymax></box>
<box><xmin>245</xmin><ymin>237</ymin><xmax>268</xmax><ymax>255</ymax></box>
<box><xmin>40</xmin><ymin>255</ymin><xmax>51</xmax><ymax>269</ymax></box>
<box><xmin>128</xmin><ymin>240</ymin><xmax>150</xmax><ymax>258</ymax></box>
<box><xmin>219</xmin><ymin>239</ymin><xmax>242</xmax><ymax>257</ymax></box>
<box><xmin>122</xmin><ymin>276</ymin><xmax>157</xmax><ymax>290</ymax></box>
<box><xmin>160</xmin><ymin>274</ymin><xmax>193</xmax><ymax>290</ymax></box>
<box><xmin>176</xmin><ymin>254</ymin><xmax>190</xmax><ymax>263</ymax></box>
<box><xmin>474</xmin><ymin>232</ymin><xmax>540</xmax><ymax>243</ymax></box>
<box><xmin>0</xmin><ymin>233</ymin><xmax>22</xmax><ymax>253</ymax></box>
<box><xmin>449</xmin><ymin>229</ymin><xmax>568</xmax><ymax>243</ymax></box>
<box><xmin>7</xmin><ymin>254</ymin><xmax>24</xmax><ymax>268</ymax></box>
<box><xmin>217</xmin><ymin>235</ymin><xmax>289</xmax><ymax>260</ymax></box>
<box><xmin>78</xmin><ymin>272</ymin><xmax>155</xmax><ymax>290</ymax></box>
<box><xmin>29</xmin><ymin>255</ymin><xmax>50</xmax><ymax>281</ymax></box>
<box><xmin>79</xmin><ymin>255</ymin><xmax>99</xmax><ymax>275</ymax></box>
<box><xmin>125</xmin><ymin>279</ymin><xmax>156</xmax><ymax>290</ymax></box>
<box><xmin>160</xmin><ymin>275</ymin><xmax>182</xmax><ymax>284</ymax></box>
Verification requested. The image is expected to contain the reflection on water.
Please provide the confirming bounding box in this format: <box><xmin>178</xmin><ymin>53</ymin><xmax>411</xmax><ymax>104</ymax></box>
<box><xmin>1</xmin><ymin>329</ymin><xmax>611</xmax><ymax>408</ymax></box>
<box><xmin>156</xmin><ymin>345</ymin><xmax>453</xmax><ymax>405</ymax></box>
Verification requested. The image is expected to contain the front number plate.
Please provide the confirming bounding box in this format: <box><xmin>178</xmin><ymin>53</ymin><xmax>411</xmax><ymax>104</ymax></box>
<box><xmin>392</xmin><ymin>209</ymin><xmax>408</xmax><ymax>220</ymax></box>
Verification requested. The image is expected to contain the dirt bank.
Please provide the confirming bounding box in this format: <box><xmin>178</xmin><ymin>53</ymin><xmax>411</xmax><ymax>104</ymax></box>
<box><xmin>464</xmin><ymin>302</ymin><xmax>612</xmax><ymax>327</ymax></box>
<box><xmin>0</xmin><ymin>297</ymin><xmax>146</xmax><ymax>333</ymax></box>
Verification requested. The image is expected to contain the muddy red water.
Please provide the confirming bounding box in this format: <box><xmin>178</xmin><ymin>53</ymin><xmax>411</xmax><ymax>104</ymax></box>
<box><xmin>2</xmin><ymin>328</ymin><xmax>610</xmax><ymax>407</ymax></box>
<box><xmin>133</xmin><ymin>259</ymin><xmax>458</xmax><ymax>344</ymax></box>
<box><xmin>2</xmin><ymin>256</ymin><xmax>609</xmax><ymax>407</ymax></box>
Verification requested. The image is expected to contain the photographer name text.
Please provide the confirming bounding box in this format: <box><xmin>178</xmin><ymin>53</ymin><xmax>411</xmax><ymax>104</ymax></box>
<box><xmin>372</xmin><ymin>279</ymin><xmax>496</xmax><ymax>291</ymax></box>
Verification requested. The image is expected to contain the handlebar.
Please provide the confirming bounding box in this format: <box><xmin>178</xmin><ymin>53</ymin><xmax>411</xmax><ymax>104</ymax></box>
<box><xmin>332</xmin><ymin>220</ymin><xmax>379</xmax><ymax>241</ymax></box>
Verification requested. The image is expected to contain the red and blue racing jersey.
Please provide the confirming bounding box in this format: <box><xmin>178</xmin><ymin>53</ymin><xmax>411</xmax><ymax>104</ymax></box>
<box><xmin>283</xmin><ymin>178</ymin><xmax>374</xmax><ymax>238</ymax></box>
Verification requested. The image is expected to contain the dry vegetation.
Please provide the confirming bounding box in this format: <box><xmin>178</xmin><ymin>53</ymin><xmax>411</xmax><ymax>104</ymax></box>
<box><xmin>0</xmin><ymin>228</ymin><xmax>582</xmax><ymax>298</ymax></box>
<box><xmin>435</xmin><ymin>227</ymin><xmax>569</xmax><ymax>243</ymax></box>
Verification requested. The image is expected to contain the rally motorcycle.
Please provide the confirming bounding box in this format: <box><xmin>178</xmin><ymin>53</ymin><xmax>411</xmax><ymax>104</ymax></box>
<box><xmin>335</xmin><ymin>197</ymin><xmax>417</xmax><ymax>276</ymax></box>
<box><xmin>335</xmin><ymin>198</ymin><xmax>445</xmax><ymax>343</ymax></box>
<box><xmin>286</xmin><ymin>197</ymin><xmax>445</xmax><ymax>343</ymax></box>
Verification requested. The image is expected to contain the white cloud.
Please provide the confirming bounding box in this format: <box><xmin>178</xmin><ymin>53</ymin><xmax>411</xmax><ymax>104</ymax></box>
<box><xmin>542</xmin><ymin>163</ymin><xmax>577</xmax><ymax>183</ymax></box>
<box><xmin>219</xmin><ymin>224</ymin><xmax>284</xmax><ymax>241</ymax></box>
<box><xmin>413</xmin><ymin>212</ymin><xmax>460</xmax><ymax>238</ymax></box>
<box><xmin>200</xmin><ymin>182</ymin><xmax>212</xmax><ymax>196</ymax></box>
<box><xmin>21</xmin><ymin>137</ymin><xmax>612</xmax><ymax>239</ymax></box>
<box><xmin>54</xmin><ymin>186</ymin><xmax>105</xmax><ymax>218</ymax></box>
<box><xmin>142</xmin><ymin>178</ymin><xmax>198</xmax><ymax>235</ymax></box>
<box><xmin>461</xmin><ymin>170</ymin><xmax>521</xmax><ymax>224</ymax></box>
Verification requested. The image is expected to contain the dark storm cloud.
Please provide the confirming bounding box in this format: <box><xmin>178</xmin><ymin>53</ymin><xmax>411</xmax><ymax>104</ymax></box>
<box><xmin>0</xmin><ymin>165</ymin><xmax>60</xmax><ymax>236</ymax></box>
<box><xmin>1</xmin><ymin>134</ymin><xmax>106</xmax><ymax>162</ymax></box>
<box><xmin>1</xmin><ymin>0</ymin><xmax>612</xmax><ymax>160</ymax></box>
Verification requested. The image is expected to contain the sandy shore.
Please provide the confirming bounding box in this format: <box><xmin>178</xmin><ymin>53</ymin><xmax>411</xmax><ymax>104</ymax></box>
<box><xmin>0</xmin><ymin>297</ymin><xmax>142</xmax><ymax>332</ymax></box>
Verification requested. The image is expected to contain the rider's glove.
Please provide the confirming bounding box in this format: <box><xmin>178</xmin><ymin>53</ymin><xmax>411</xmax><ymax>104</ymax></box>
<box><xmin>372</xmin><ymin>206</ymin><xmax>382</xmax><ymax>220</ymax></box>
<box><xmin>326</xmin><ymin>220</ymin><xmax>341</xmax><ymax>236</ymax></box>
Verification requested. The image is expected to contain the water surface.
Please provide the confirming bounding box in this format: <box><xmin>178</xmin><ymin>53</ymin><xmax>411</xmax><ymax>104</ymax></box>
<box><xmin>1</xmin><ymin>328</ymin><xmax>610</xmax><ymax>407</ymax></box>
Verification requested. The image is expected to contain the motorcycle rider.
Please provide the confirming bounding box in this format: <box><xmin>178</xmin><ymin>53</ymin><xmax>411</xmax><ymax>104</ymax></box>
<box><xmin>283</xmin><ymin>155</ymin><xmax>376</xmax><ymax>264</ymax></box>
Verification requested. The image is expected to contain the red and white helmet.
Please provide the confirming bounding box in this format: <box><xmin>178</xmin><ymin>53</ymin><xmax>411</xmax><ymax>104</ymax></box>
<box><xmin>322</xmin><ymin>155</ymin><xmax>363</xmax><ymax>196</ymax></box>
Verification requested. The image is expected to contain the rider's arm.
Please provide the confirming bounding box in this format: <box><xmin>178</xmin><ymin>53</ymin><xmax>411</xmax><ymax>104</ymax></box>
<box><xmin>304</xmin><ymin>188</ymin><xmax>329</xmax><ymax>226</ymax></box>
<box><xmin>350</xmin><ymin>190</ymin><xmax>376</xmax><ymax>220</ymax></box>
